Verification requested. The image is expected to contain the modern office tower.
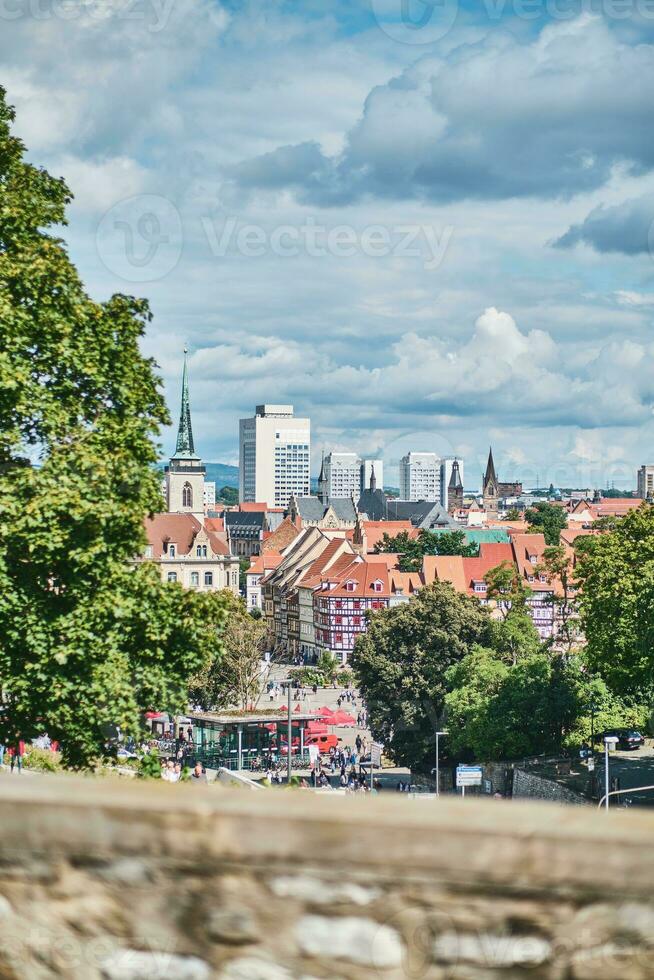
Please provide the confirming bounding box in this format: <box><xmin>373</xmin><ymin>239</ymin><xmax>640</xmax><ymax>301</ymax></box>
<box><xmin>324</xmin><ymin>452</ymin><xmax>360</xmax><ymax>499</ymax></box>
<box><xmin>399</xmin><ymin>452</ymin><xmax>441</xmax><ymax>501</ymax></box>
<box><xmin>239</xmin><ymin>405</ymin><xmax>310</xmax><ymax>508</ymax></box>
<box><xmin>637</xmin><ymin>464</ymin><xmax>654</xmax><ymax>499</ymax></box>
<box><xmin>440</xmin><ymin>456</ymin><xmax>465</xmax><ymax>508</ymax></box>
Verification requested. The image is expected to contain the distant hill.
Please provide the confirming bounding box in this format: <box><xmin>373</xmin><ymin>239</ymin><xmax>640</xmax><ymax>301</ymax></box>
<box><xmin>204</xmin><ymin>462</ymin><xmax>239</xmax><ymax>489</ymax></box>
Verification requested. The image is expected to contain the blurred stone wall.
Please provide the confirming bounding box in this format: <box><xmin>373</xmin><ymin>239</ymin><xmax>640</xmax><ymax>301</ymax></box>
<box><xmin>0</xmin><ymin>775</ymin><xmax>652</xmax><ymax>978</ymax></box>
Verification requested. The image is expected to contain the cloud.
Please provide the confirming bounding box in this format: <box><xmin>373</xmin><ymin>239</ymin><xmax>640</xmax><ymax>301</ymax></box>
<box><xmin>554</xmin><ymin>192</ymin><xmax>654</xmax><ymax>254</ymax></box>
<box><xmin>229</xmin><ymin>16</ymin><xmax>654</xmax><ymax>206</ymax></box>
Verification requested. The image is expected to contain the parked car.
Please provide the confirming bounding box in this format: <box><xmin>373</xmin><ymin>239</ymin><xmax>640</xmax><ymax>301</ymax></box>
<box><xmin>305</xmin><ymin>733</ymin><xmax>339</xmax><ymax>753</ymax></box>
<box><xmin>594</xmin><ymin>728</ymin><xmax>645</xmax><ymax>750</ymax></box>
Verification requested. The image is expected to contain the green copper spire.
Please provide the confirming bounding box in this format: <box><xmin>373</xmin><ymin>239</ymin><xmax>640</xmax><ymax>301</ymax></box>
<box><xmin>175</xmin><ymin>349</ymin><xmax>195</xmax><ymax>456</ymax></box>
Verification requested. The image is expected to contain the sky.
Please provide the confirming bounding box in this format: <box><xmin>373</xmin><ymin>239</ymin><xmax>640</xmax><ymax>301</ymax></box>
<box><xmin>5</xmin><ymin>0</ymin><xmax>654</xmax><ymax>489</ymax></box>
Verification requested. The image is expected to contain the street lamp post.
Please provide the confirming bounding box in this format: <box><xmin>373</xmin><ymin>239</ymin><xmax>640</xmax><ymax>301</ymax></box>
<box><xmin>287</xmin><ymin>681</ymin><xmax>292</xmax><ymax>783</ymax></box>
<box><xmin>604</xmin><ymin>735</ymin><xmax>619</xmax><ymax>810</ymax></box>
<box><xmin>435</xmin><ymin>731</ymin><xmax>448</xmax><ymax>797</ymax></box>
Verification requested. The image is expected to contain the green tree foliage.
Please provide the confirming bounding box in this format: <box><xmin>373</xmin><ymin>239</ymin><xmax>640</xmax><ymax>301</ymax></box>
<box><xmin>373</xmin><ymin>528</ymin><xmax>477</xmax><ymax>571</ymax></box>
<box><xmin>0</xmin><ymin>89</ymin><xmax>229</xmax><ymax>767</ymax></box>
<box><xmin>484</xmin><ymin>561</ymin><xmax>540</xmax><ymax>665</ymax></box>
<box><xmin>189</xmin><ymin>593</ymin><xmax>269</xmax><ymax>711</ymax></box>
<box><xmin>575</xmin><ymin>504</ymin><xmax>654</xmax><ymax>695</ymax></box>
<box><xmin>445</xmin><ymin>650</ymin><xmax>648</xmax><ymax>760</ymax></box>
<box><xmin>504</xmin><ymin>506</ymin><xmax>522</xmax><ymax>521</ymax></box>
<box><xmin>525</xmin><ymin>501</ymin><xmax>568</xmax><ymax>545</ymax></box>
<box><xmin>218</xmin><ymin>486</ymin><xmax>238</xmax><ymax>505</ymax></box>
<box><xmin>350</xmin><ymin>582</ymin><xmax>493</xmax><ymax>769</ymax></box>
<box><xmin>445</xmin><ymin>650</ymin><xmax>583</xmax><ymax>759</ymax></box>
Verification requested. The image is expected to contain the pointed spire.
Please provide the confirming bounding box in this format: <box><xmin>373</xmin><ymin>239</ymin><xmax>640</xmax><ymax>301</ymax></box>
<box><xmin>175</xmin><ymin>348</ymin><xmax>195</xmax><ymax>457</ymax></box>
<box><xmin>484</xmin><ymin>446</ymin><xmax>497</xmax><ymax>487</ymax></box>
<box><xmin>318</xmin><ymin>450</ymin><xmax>328</xmax><ymax>504</ymax></box>
<box><xmin>449</xmin><ymin>459</ymin><xmax>463</xmax><ymax>490</ymax></box>
<box><xmin>370</xmin><ymin>464</ymin><xmax>377</xmax><ymax>492</ymax></box>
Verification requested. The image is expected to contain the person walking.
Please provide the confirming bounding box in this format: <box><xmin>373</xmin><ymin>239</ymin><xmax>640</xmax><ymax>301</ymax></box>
<box><xmin>9</xmin><ymin>740</ymin><xmax>25</xmax><ymax>774</ymax></box>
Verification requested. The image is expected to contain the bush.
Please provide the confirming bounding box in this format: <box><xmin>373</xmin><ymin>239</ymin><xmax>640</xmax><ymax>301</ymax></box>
<box><xmin>23</xmin><ymin>746</ymin><xmax>62</xmax><ymax>772</ymax></box>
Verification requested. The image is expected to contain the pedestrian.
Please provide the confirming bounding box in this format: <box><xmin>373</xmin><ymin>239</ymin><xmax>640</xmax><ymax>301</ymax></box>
<box><xmin>9</xmin><ymin>740</ymin><xmax>25</xmax><ymax>774</ymax></box>
<box><xmin>190</xmin><ymin>762</ymin><xmax>207</xmax><ymax>784</ymax></box>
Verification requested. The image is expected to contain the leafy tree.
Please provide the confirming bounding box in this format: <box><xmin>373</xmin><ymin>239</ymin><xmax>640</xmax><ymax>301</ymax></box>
<box><xmin>575</xmin><ymin>504</ymin><xmax>654</xmax><ymax>695</ymax></box>
<box><xmin>433</xmin><ymin>530</ymin><xmax>478</xmax><ymax>557</ymax></box>
<box><xmin>445</xmin><ymin>650</ymin><xmax>649</xmax><ymax>760</ymax></box>
<box><xmin>350</xmin><ymin>582</ymin><xmax>492</xmax><ymax>769</ymax></box>
<box><xmin>525</xmin><ymin>501</ymin><xmax>568</xmax><ymax>545</ymax></box>
<box><xmin>535</xmin><ymin>545</ymin><xmax>580</xmax><ymax>653</ymax></box>
<box><xmin>373</xmin><ymin>528</ymin><xmax>477</xmax><ymax>571</ymax></box>
<box><xmin>189</xmin><ymin>593</ymin><xmax>269</xmax><ymax>711</ymax></box>
<box><xmin>504</xmin><ymin>507</ymin><xmax>522</xmax><ymax>521</ymax></box>
<box><xmin>316</xmin><ymin>651</ymin><xmax>339</xmax><ymax>684</ymax></box>
<box><xmin>0</xmin><ymin>89</ymin><xmax>229</xmax><ymax>767</ymax></box>
<box><xmin>218</xmin><ymin>485</ymin><xmax>238</xmax><ymax>505</ymax></box>
<box><xmin>445</xmin><ymin>650</ymin><xmax>583</xmax><ymax>759</ymax></box>
<box><xmin>484</xmin><ymin>562</ymin><xmax>540</xmax><ymax>664</ymax></box>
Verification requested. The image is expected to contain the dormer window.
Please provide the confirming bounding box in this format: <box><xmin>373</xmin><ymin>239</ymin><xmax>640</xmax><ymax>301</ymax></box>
<box><xmin>529</xmin><ymin>554</ymin><xmax>537</xmax><ymax>563</ymax></box>
<box><xmin>473</xmin><ymin>581</ymin><xmax>486</xmax><ymax>593</ymax></box>
<box><xmin>372</xmin><ymin>580</ymin><xmax>383</xmax><ymax>593</ymax></box>
<box><xmin>196</xmin><ymin>544</ymin><xmax>207</xmax><ymax>558</ymax></box>
<box><xmin>168</xmin><ymin>544</ymin><xmax>176</xmax><ymax>558</ymax></box>
<box><xmin>345</xmin><ymin>581</ymin><xmax>357</xmax><ymax>592</ymax></box>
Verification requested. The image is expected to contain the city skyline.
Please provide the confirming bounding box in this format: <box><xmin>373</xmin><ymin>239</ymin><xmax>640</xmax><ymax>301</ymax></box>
<box><xmin>11</xmin><ymin>7</ymin><xmax>654</xmax><ymax>488</ymax></box>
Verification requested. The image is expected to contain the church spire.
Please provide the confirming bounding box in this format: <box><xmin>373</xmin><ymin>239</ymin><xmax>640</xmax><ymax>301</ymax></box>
<box><xmin>484</xmin><ymin>446</ymin><xmax>497</xmax><ymax>489</ymax></box>
<box><xmin>175</xmin><ymin>349</ymin><xmax>195</xmax><ymax>457</ymax></box>
<box><xmin>318</xmin><ymin>450</ymin><xmax>328</xmax><ymax>504</ymax></box>
<box><xmin>370</xmin><ymin>464</ymin><xmax>377</xmax><ymax>492</ymax></box>
<box><xmin>449</xmin><ymin>459</ymin><xmax>463</xmax><ymax>490</ymax></box>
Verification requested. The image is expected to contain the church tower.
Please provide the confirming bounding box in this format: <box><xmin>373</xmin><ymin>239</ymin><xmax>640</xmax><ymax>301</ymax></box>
<box><xmin>165</xmin><ymin>350</ymin><xmax>206</xmax><ymax>519</ymax></box>
<box><xmin>318</xmin><ymin>451</ymin><xmax>328</xmax><ymax>505</ymax></box>
<box><xmin>447</xmin><ymin>459</ymin><xmax>464</xmax><ymax>513</ymax></box>
<box><xmin>482</xmin><ymin>447</ymin><xmax>499</xmax><ymax>518</ymax></box>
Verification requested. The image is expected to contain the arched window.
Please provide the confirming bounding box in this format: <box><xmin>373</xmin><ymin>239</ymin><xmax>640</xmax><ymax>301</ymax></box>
<box><xmin>182</xmin><ymin>483</ymin><xmax>193</xmax><ymax>508</ymax></box>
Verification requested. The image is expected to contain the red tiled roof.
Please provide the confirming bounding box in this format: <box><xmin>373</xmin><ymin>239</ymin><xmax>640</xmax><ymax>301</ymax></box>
<box><xmin>144</xmin><ymin>514</ymin><xmax>230</xmax><ymax>558</ymax></box>
<box><xmin>247</xmin><ymin>553</ymin><xmax>284</xmax><ymax>575</ymax></box>
<box><xmin>238</xmin><ymin>502</ymin><xmax>268</xmax><ymax>512</ymax></box>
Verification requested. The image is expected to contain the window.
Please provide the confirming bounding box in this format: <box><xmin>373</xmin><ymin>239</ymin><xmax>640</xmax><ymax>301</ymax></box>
<box><xmin>168</xmin><ymin>544</ymin><xmax>176</xmax><ymax>558</ymax></box>
<box><xmin>371</xmin><ymin>600</ymin><xmax>384</xmax><ymax>609</ymax></box>
<box><xmin>372</xmin><ymin>580</ymin><xmax>383</xmax><ymax>592</ymax></box>
<box><xmin>539</xmin><ymin>574</ymin><xmax>547</xmax><ymax>583</ymax></box>
<box><xmin>204</xmin><ymin>572</ymin><xmax>213</xmax><ymax>586</ymax></box>
<box><xmin>167</xmin><ymin>572</ymin><xmax>177</xmax><ymax>583</ymax></box>
<box><xmin>144</xmin><ymin>545</ymin><xmax>153</xmax><ymax>558</ymax></box>
<box><xmin>527</xmin><ymin>575</ymin><xmax>535</xmax><ymax>583</ymax></box>
<box><xmin>335</xmin><ymin>616</ymin><xmax>342</xmax><ymax>625</ymax></box>
<box><xmin>335</xmin><ymin>600</ymin><xmax>342</xmax><ymax>608</ymax></box>
<box><xmin>353</xmin><ymin>599</ymin><xmax>361</xmax><ymax>609</ymax></box>
<box><xmin>196</xmin><ymin>544</ymin><xmax>207</xmax><ymax>558</ymax></box>
<box><xmin>529</xmin><ymin>554</ymin><xmax>537</xmax><ymax>563</ymax></box>
<box><xmin>190</xmin><ymin>572</ymin><xmax>199</xmax><ymax>587</ymax></box>
<box><xmin>182</xmin><ymin>483</ymin><xmax>193</xmax><ymax>508</ymax></box>
<box><xmin>353</xmin><ymin>616</ymin><xmax>361</xmax><ymax>626</ymax></box>
<box><xmin>473</xmin><ymin>582</ymin><xmax>486</xmax><ymax>593</ymax></box>
<box><xmin>345</xmin><ymin>581</ymin><xmax>356</xmax><ymax>592</ymax></box>
<box><xmin>335</xmin><ymin>633</ymin><xmax>343</xmax><ymax>643</ymax></box>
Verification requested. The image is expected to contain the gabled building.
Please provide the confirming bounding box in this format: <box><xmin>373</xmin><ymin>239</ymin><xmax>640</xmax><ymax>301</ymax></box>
<box><xmin>138</xmin><ymin>352</ymin><xmax>239</xmax><ymax>595</ymax></box>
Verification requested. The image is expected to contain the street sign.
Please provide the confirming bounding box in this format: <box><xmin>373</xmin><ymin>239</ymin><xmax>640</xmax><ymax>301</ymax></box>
<box><xmin>456</xmin><ymin>765</ymin><xmax>483</xmax><ymax>787</ymax></box>
<box><xmin>371</xmin><ymin>742</ymin><xmax>382</xmax><ymax>768</ymax></box>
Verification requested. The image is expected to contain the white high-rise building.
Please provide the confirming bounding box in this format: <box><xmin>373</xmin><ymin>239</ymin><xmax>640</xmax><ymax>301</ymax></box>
<box><xmin>324</xmin><ymin>452</ymin><xmax>360</xmax><ymax>499</ymax></box>
<box><xmin>399</xmin><ymin>452</ymin><xmax>441</xmax><ymax>501</ymax></box>
<box><xmin>239</xmin><ymin>405</ymin><xmax>310</xmax><ymax>509</ymax></box>
<box><xmin>440</xmin><ymin>457</ymin><xmax>465</xmax><ymax>508</ymax></box>
<box><xmin>637</xmin><ymin>465</ymin><xmax>654</xmax><ymax>499</ymax></box>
